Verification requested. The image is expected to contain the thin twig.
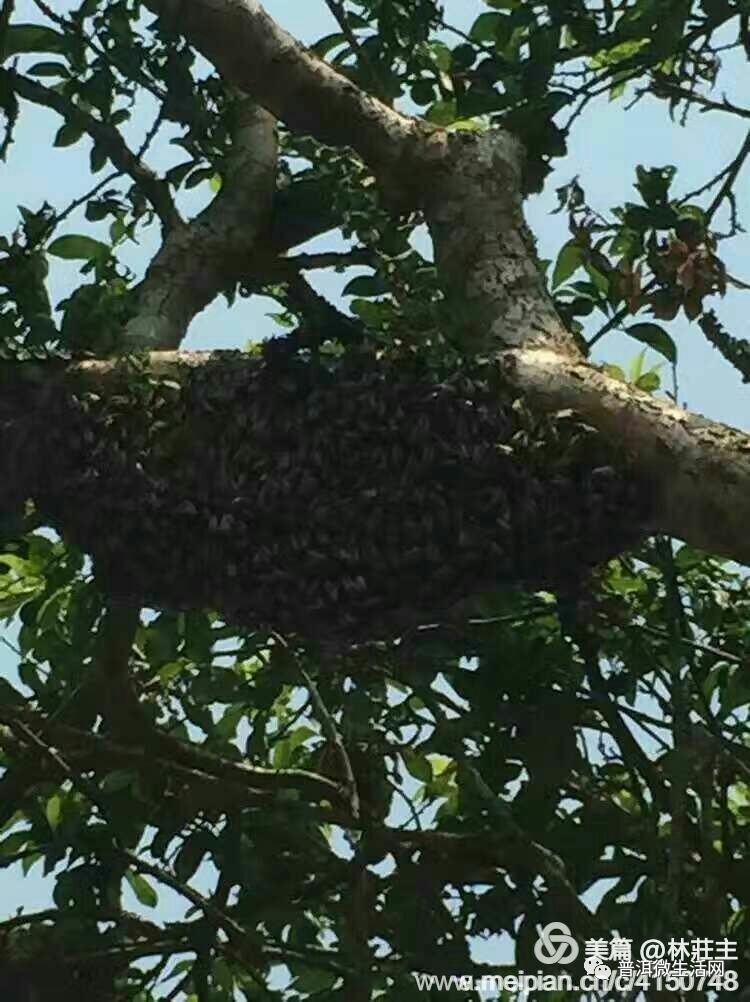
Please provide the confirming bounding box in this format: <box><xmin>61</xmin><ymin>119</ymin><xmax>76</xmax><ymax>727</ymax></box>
<box><xmin>300</xmin><ymin>665</ymin><xmax>360</xmax><ymax>821</ymax></box>
<box><xmin>7</xmin><ymin>718</ymin><xmax>125</xmax><ymax>846</ymax></box>
<box><xmin>656</xmin><ymin>79</ymin><xmax>750</xmax><ymax>121</ymax></box>
<box><xmin>6</xmin><ymin>70</ymin><xmax>179</xmax><ymax>230</ymax></box>
<box><xmin>324</xmin><ymin>0</ymin><xmax>385</xmax><ymax>98</ymax></box>
<box><xmin>30</xmin><ymin>0</ymin><xmax>168</xmax><ymax>105</ymax></box>
<box><xmin>705</xmin><ymin>127</ymin><xmax>750</xmax><ymax>221</ymax></box>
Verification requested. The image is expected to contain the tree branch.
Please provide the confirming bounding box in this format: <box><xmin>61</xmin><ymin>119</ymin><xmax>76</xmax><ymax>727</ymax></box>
<box><xmin>502</xmin><ymin>347</ymin><xmax>750</xmax><ymax>566</ymax></box>
<box><xmin>323</xmin><ymin>0</ymin><xmax>385</xmax><ymax>99</ymax></box>
<box><xmin>89</xmin><ymin>602</ymin><xmax>146</xmax><ymax>739</ymax></box>
<box><xmin>655</xmin><ymin>78</ymin><xmax>750</xmax><ymax>121</ymax></box>
<box><xmin>141</xmin><ymin>2</ymin><xmax>573</xmax><ymax>354</ymax></box>
<box><xmin>299</xmin><ymin>663</ymin><xmax>372</xmax><ymax>1000</ymax></box>
<box><xmin>0</xmin><ymin>704</ymin><xmax>347</xmax><ymax>809</ymax></box>
<box><xmin>142</xmin><ymin>0</ymin><xmax>419</xmax><ymax>180</ymax></box>
<box><xmin>300</xmin><ymin>666</ymin><xmax>360</xmax><ymax>820</ymax></box>
<box><xmin>381</xmin><ymin>803</ymin><xmax>603</xmax><ymax>938</ymax></box>
<box><xmin>124</xmin><ymin>92</ymin><xmax>278</xmax><ymax>349</ymax></box>
<box><xmin>706</xmin><ymin>127</ymin><xmax>750</xmax><ymax>222</ymax></box>
<box><xmin>3</xmin><ymin>69</ymin><xmax>179</xmax><ymax>231</ymax></box>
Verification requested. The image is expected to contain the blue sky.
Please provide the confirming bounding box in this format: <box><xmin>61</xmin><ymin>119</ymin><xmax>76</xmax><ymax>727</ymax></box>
<box><xmin>1</xmin><ymin>0</ymin><xmax>749</xmax><ymax>978</ymax></box>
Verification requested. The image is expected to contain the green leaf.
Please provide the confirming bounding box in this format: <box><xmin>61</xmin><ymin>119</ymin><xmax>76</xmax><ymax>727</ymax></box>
<box><xmin>411</xmin><ymin>80</ymin><xmax>436</xmax><ymax>106</ymax></box>
<box><xmin>626</xmin><ymin>322</ymin><xmax>677</xmax><ymax>364</ymax></box>
<box><xmin>429</xmin><ymin>755</ymin><xmax>455</xmax><ymax>777</ymax></box>
<box><xmin>428</xmin><ymin>41</ymin><xmax>452</xmax><ymax>72</ymax></box>
<box><xmin>54</xmin><ymin>122</ymin><xmax>86</xmax><ymax>148</ymax></box>
<box><xmin>158</xmin><ymin>660</ymin><xmax>187</xmax><ymax>684</ymax></box>
<box><xmin>166</xmin><ymin>161</ymin><xmax>194</xmax><ymax>188</ymax></box>
<box><xmin>100</xmin><ymin>769</ymin><xmax>136</xmax><ymax>793</ymax></box>
<box><xmin>293</xmin><ymin>967</ymin><xmax>339</xmax><ymax>994</ymax></box>
<box><xmin>0</xmin><ymin>831</ymin><xmax>30</xmax><ymax>857</ymax></box>
<box><xmin>48</xmin><ymin>234</ymin><xmax>110</xmax><ymax>261</ymax></box>
<box><xmin>590</xmin><ymin>37</ymin><xmax>648</xmax><ymax>69</ymax></box>
<box><xmin>45</xmin><ymin>794</ymin><xmax>62</xmax><ymax>831</ymax></box>
<box><xmin>552</xmin><ymin>241</ymin><xmax>585</xmax><ymax>290</ymax></box>
<box><xmin>27</xmin><ymin>61</ymin><xmax>70</xmax><ymax>77</ymax></box>
<box><xmin>3</xmin><ymin>24</ymin><xmax>66</xmax><ymax>57</ymax></box>
<box><xmin>213</xmin><ymin>958</ymin><xmax>234</xmax><ymax>992</ymax></box>
<box><xmin>342</xmin><ymin>274</ymin><xmax>391</xmax><ymax>297</ymax></box>
<box><xmin>635</xmin><ymin>369</ymin><xmax>661</xmax><ymax>392</ymax></box>
<box><xmin>288</xmin><ymin>724</ymin><xmax>317</xmax><ymax>752</ymax></box>
<box><xmin>635</xmin><ymin>164</ymin><xmax>677</xmax><ymax>207</ymax></box>
<box><xmin>184</xmin><ymin>167</ymin><xmax>215</xmax><ymax>190</ymax></box>
<box><xmin>609</xmin><ymin>77</ymin><xmax>628</xmax><ymax>100</ymax></box>
<box><xmin>674</xmin><ymin>544</ymin><xmax>711</xmax><ymax>571</ymax></box>
<box><xmin>175</xmin><ymin>831</ymin><xmax>211</xmax><ymax>883</ymax></box>
<box><xmin>402</xmin><ymin>748</ymin><xmax>433</xmax><ymax>783</ymax></box>
<box><xmin>447</xmin><ymin>117</ymin><xmax>489</xmax><ymax>133</ymax></box>
<box><xmin>452</xmin><ymin>43</ymin><xmax>476</xmax><ymax>68</ymax></box>
<box><xmin>109</xmin><ymin>218</ymin><xmax>129</xmax><ymax>243</ymax></box>
<box><xmin>272</xmin><ymin>735</ymin><xmax>294</xmax><ymax>769</ymax></box>
<box><xmin>22</xmin><ymin>852</ymin><xmax>43</xmax><ymax>875</ymax></box>
<box><xmin>602</xmin><ymin>363</ymin><xmax>626</xmax><ymax>382</ymax></box>
<box><xmin>469</xmin><ymin>12</ymin><xmax>505</xmax><ymax>42</ymax></box>
<box><xmin>311</xmin><ymin>32</ymin><xmax>348</xmax><ymax>58</ymax></box>
<box><xmin>125</xmin><ymin>868</ymin><xmax>159</xmax><ymax>908</ymax></box>
<box><xmin>426</xmin><ymin>99</ymin><xmax>457</xmax><ymax>125</ymax></box>
<box><xmin>628</xmin><ymin>348</ymin><xmax>647</xmax><ymax>383</ymax></box>
<box><xmin>435</xmin><ymin>793</ymin><xmax>459</xmax><ymax>821</ymax></box>
<box><xmin>350</xmin><ymin>298</ymin><xmax>392</xmax><ymax>324</ymax></box>
<box><xmin>90</xmin><ymin>143</ymin><xmax>109</xmax><ymax>173</ymax></box>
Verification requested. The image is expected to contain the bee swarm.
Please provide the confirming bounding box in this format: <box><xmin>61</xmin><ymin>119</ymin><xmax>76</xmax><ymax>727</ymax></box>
<box><xmin>1</xmin><ymin>346</ymin><xmax>650</xmax><ymax>642</ymax></box>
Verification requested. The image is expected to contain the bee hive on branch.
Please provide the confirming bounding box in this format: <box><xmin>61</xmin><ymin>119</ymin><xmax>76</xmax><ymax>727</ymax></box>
<box><xmin>1</xmin><ymin>344</ymin><xmax>650</xmax><ymax>643</ymax></box>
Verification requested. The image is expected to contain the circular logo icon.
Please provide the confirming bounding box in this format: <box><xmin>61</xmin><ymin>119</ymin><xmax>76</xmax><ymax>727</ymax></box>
<box><xmin>534</xmin><ymin>922</ymin><xmax>580</xmax><ymax>965</ymax></box>
<box><xmin>583</xmin><ymin>957</ymin><xmax>601</xmax><ymax>974</ymax></box>
<box><xmin>594</xmin><ymin>963</ymin><xmax>612</xmax><ymax>981</ymax></box>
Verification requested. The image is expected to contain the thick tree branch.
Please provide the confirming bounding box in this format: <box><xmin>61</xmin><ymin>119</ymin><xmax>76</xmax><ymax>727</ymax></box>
<box><xmin>418</xmin><ymin>130</ymin><xmax>574</xmax><ymax>353</ymax></box>
<box><xmin>503</xmin><ymin>348</ymin><xmax>750</xmax><ymax>566</ymax></box>
<box><xmin>90</xmin><ymin>602</ymin><xmax>146</xmax><ymax>739</ymax></box>
<box><xmin>140</xmin><ymin>1</ymin><xmax>574</xmax><ymax>355</ymax></box>
<box><xmin>142</xmin><ymin>0</ymin><xmax>420</xmax><ymax>179</ymax></box>
<box><xmin>125</xmin><ymin>92</ymin><xmax>278</xmax><ymax>349</ymax></box>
